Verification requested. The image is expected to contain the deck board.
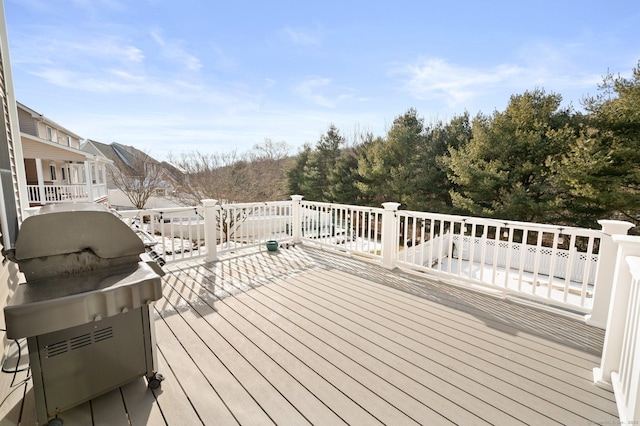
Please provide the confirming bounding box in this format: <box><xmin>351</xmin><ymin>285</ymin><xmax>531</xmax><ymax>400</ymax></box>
<box><xmin>296</xmin><ymin>268</ymin><xmax>617</xmax><ymax>412</ymax></box>
<box><xmin>151</xmin><ymin>349</ymin><xmax>203</xmax><ymax>426</ymax></box>
<box><xmin>90</xmin><ymin>389</ymin><xmax>129</xmax><ymax>426</ymax></box>
<box><xmin>287</xmin><ymin>270</ymin><xmax>614</xmax><ymax>421</ymax></box>
<box><xmin>226</xmin><ymin>283</ymin><xmax>495</xmax><ymax>425</ymax></box>
<box><xmin>173</xmin><ymin>262</ymin><xmax>446</xmax><ymax>425</ymax></box>
<box><xmin>245</xmin><ymin>277</ymin><xmax>535</xmax><ymax>424</ymax></box>
<box><xmin>153</xmin><ymin>318</ymin><xmax>238</xmax><ymax>425</ymax></box>
<box><xmin>156</xmin><ymin>293</ymin><xmax>274</xmax><ymax>425</ymax></box>
<box><xmin>119</xmin><ymin>377</ymin><xmax>166</xmax><ymax>426</ymax></box>
<box><xmin>3</xmin><ymin>245</ymin><xmax>620</xmax><ymax>425</ymax></box>
<box><xmin>248</xmin><ymin>267</ymin><xmax>555</xmax><ymax>424</ymax></box>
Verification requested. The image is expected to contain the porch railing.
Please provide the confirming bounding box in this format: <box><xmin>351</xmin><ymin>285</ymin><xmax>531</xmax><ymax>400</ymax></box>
<box><xmin>27</xmin><ymin>183</ymin><xmax>108</xmax><ymax>204</ymax></box>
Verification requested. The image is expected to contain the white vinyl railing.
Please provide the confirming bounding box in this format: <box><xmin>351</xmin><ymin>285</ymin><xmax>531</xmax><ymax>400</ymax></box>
<box><xmin>610</xmin><ymin>256</ymin><xmax>640</xmax><ymax>422</ymax></box>
<box><xmin>27</xmin><ymin>183</ymin><xmax>108</xmax><ymax>204</ymax></box>
<box><xmin>115</xmin><ymin>207</ymin><xmax>206</xmax><ymax>264</ymax></box>
<box><xmin>393</xmin><ymin>211</ymin><xmax>602</xmax><ymax>312</ymax></box>
<box><xmin>113</xmin><ymin>198</ymin><xmax>612</xmax><ymax>313</ymax></box>
<box><xmin>115</xmin><ymin>201</ymin><xmax>294</xmax><ymax>264</ymax></box>
<box><xmin>298</xmin><ymin>201</ymin><xmax>385</xmax><ymax>261</ymax></box>
<box><xmin>289</xmin><ymin>201</ymin><xmax>603</xmax><ymax>312</ymax></box>
<box><xmin>212</xmin><ymin>201</ymin><xmax>293</xmax><ymax>256</ymax></box>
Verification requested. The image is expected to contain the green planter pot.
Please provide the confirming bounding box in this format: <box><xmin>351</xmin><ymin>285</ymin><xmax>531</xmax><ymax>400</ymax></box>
<box><xmin>266</xmin><ymin>240</ymin><xmax>279</xmax><ymax>252</ymax></box>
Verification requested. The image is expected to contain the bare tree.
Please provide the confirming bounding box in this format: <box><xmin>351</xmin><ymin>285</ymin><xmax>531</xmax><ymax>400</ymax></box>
<box><xmin>109</xmin><ymin>150</ymin><xmax>166</xmax><ymax>209</ymax></box>
<box><xmin>167</xmin><ymin>139</ymin><xmax>291</xmax><ymax>242</ymax></box>
<box><xmin>168</xmin><ymin>139</ymin><xmax>291</xmax><ymax>206</ymax></box>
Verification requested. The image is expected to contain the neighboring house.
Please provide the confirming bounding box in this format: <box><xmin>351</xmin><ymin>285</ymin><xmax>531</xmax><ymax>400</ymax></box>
<box><xmin>82</xmin><ymin>139</ymin><xmax>182</xmax><ymax>209</ymax></box>
<box><xmin>16</xmin><ymin>102</ymin><xmax>111</xmax><ymax>206</ymax></box>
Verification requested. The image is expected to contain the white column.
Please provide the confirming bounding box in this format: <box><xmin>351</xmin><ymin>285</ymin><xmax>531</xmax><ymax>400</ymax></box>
<box><xmin>35</xmin><ymin>158</ymin><xmax>45</xmax><ymax>204</ymax></box>
<box><xmin>84</xmin><ymin>161</ymin><xmax>94</xmax><ymax>201</ymax></box>
<box><xmin>202</xmin><ymin>199</ymin><xmax>219</xmax><ymax>262</ymax></box>
<box><xmin>290</xmin><ymin>195</ymin><xmax>303</xmax><ymax>244</ymax></box>
<box><xmin>587</xmin><ymin>220</ymin><xmax>635</xmax><ymax>328</ymax></box>
<box><xmin>381</xmin><ymin>202</ymin><xmax>401</xmax><ymax>269</ymax></box>
<box><xmin>594</xmin><ymin>235</ymin><xmax>640</xmax><ymax>388</ymax></box>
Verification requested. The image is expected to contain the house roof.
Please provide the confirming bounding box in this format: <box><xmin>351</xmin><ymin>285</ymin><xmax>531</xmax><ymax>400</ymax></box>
<box><xmin>82</xmin><ymin>139</ymin><xmax>181</xmax><ymax>182</ymax></box>
<box><xmin>16</xmin><ymin>102</ymin><xmax>84</xmax><ymax>141</ymax></box>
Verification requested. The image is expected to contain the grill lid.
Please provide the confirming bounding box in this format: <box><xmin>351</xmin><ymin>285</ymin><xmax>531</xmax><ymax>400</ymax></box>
<box><xmin>13</xmin><ymin>203</ymin><xmax>145</xmax><ymax>281</ymax></box>
<box><xmin>15</xmin><ymin>203</ymin><xmax>144</xmax><ymax>261</ymax></box>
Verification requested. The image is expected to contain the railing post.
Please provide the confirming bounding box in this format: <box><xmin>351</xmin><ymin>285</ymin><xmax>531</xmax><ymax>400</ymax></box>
<box><xmin>290</xmin><ymin>195</ymin><xmax>303</xmax><ymax>244</ymax></box>
<box><xmin>613</xmin><ymin>256</ymin><xmax>640</xmax><ymax>423</ymax></box>
<box><xmin>587</xmin><ymin>220</ymin><xmax>634</xmax><ymax>328</ymax></box>
<box><xmin>381</xmin><ymin>202</ymin><xmax>400</xmax><ymax>269</ymax></box>
<box><xmin>202</xmin><ymin>199</ymin><xmax>219</xmax><ymax>262</ymax></box>
<box><xmin>35</xmin><ymin>158</ymin><xmax>45</xmax><ymax>204</ymax></box>
<box><xmin>594</xmin><ymin>235</ymin><xmax>640</xmax><ymax>389</ymax></box>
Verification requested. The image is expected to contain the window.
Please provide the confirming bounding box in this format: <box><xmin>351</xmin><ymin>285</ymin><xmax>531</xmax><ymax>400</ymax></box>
<box><xmin>46</xmin><ymin>126</ymin><xmax>52</xmax><ymax>141</ymax></box>
<box><xmin>61</xmin><ymin>167</ymin><xmax>66</xmax><ymax>182</ymax></box>
<box><xmin>49</xmin><ymin>164</ymin><xmax>57</xmax><ymax>181</ymax></box>
<box><xmin>67</xmin><ymin>136</ymin><xmax>72</xmax><ymax>147</ymax></box>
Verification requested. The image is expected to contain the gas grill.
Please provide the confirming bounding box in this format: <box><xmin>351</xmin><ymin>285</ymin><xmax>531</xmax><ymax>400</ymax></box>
<box><xmin>3</xmin><ymin>203</ymin><xmax>165</xmax><ymax>426</ymax></box>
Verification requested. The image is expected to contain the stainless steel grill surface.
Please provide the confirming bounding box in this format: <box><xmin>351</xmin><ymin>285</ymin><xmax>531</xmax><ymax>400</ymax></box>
<box><xmin>3</xmin><ymin>203</ymin><xmax>164</xmax><ymax>426</ymax></box>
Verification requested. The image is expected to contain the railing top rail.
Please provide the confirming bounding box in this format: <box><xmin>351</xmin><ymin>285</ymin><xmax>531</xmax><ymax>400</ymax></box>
<box><xmin>116</xmin><ymin>206</ymin><xmax>203</xmax><ymax>216</ymax></box>
<box><xmin>396</xmin><ymin>209</ymin><xmax>603</xmax><ymax>237</ymax></box>
<box><xmin>219</xmin><ymin>200</ymin><xmax>294</xmax><ymax>209</ymax></box>
<box><xmin>300</xmin><ymin>200</ymin><xmax>385</xmax><ymax>213</ymax></box>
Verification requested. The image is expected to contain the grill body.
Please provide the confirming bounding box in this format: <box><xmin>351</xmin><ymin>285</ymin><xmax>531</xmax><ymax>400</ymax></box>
<box><xmin>3</xmin><ymin>203</ymin><xmax>164</xmax><ymax>425</ymax></box>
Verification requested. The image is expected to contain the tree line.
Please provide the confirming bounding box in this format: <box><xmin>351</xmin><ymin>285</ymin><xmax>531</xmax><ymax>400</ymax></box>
<box><xmin>288</xmin><ymin>62</ymin><xmax>640</xmax><ymax>229</ymax></box>
<box><xmin>110</xmin><ymin>62</ymin><xmax>640</xmax><ymax>230</ymax></box>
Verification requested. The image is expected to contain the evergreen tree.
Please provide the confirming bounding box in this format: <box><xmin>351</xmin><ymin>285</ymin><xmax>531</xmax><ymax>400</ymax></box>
<box><xmin>556</xmin><ymin>62</ymin><xmax>640</xmax><ymax>226</ymax></box>
<box><xmin>287</xmin><ymin>143</ymin><xmax>311</xmax><ymax>196</ymax></box>
<box><xmin>326</xmin><ymin>147</ymin><xmax>362</xmax><ymax>204</ymax></box>
<box><xmin>300</xmin><ymin>124</ymin><xmax>345</xmax><ymax>201</ymax></box>
<box><xmin>445</xmin><ymin>89</ymin><xmax>577</xmax><ymax>222</ymax></box>
<box><xmin>423</xmin><ymin>112</ymin><xmax>473</xmax><ymax>213</ymax></box>
<box><xmin>357</xmin><ymin>108</ymin><xmax>427</xmax><ymax>209</ymax></box>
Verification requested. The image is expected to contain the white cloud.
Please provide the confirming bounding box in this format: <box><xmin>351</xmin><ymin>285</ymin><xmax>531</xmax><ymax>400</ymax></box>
<box><xmin>398</xmin><ymin>54</ymin><xmax>606</xmax><ymax>109</ymax></box>
<box><xmin>74</xmin><ymin>39</ymin><xmax>145</xmax><ymax>63</ymax></box>
<box><xmin>294</xmin><ymin>77</ymin><xmax>353</xmax><ymax>108</ymax></box>
<box><xmin>399</xmin><ymin>58</ymin><xmax>525</xmax><ymax>106</ymax></box>
<box><xmin>11</xmin><ymin>33</ymin><xmax>144</xmax><ymax>66</ymax></box>
<box><xmin>150</xmin><ymin>31</ymin><xmax>202</xmax><ymax>72</ymax></box>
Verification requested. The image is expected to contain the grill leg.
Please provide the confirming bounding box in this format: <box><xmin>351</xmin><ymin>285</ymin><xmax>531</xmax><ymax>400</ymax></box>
<box><xmin>26</xmin><ymin>337</ymin><xmax>50</xmax><ymax>426</ymax></box>
<box><xmin>141</xmin><ymin>303</ymin><xmax>158</xmax><ymax>377</ymax></box>
<box><xmin>141</xmin><ymin>303</ymin><xmax>163</xmax><ymax>389</ymax></box>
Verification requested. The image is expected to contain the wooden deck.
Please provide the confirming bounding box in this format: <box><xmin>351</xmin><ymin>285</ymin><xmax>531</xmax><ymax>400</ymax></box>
<box><xmin>1</xmin><ymin>245</ymin><xmax>619</xmax><ymax>425</ymax></box>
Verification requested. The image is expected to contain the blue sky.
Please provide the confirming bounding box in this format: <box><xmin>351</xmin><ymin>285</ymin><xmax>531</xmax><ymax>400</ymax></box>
<box><xmin>4</xmin><ymin>0</ymin><xmax>639</xmax><ymax>160</ymax></box>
